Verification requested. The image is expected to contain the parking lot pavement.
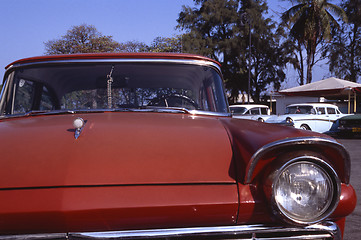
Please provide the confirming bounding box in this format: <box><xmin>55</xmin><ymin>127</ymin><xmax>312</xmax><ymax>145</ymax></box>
<box><xmin>337</xmin><ymin>139</ymin><xmax>361</xmax><ymax>240</ymax></box>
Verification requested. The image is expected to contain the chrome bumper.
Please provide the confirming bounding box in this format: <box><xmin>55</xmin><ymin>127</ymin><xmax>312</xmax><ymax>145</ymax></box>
<box><xmin>0</xmin><ymin>221</ymin><xmax>341</xmax><ymax>240</ymax></box>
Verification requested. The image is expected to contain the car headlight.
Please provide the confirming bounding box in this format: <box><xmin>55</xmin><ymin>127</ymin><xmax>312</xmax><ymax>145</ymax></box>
<box><xmin>266</xmin><ymin>156</ymin><xmax>340</xmax><ymax>225</ymax></box>
<box><xmin>286</xmin><ymin>117</ymin><xmax>293</xmax><ymax>124</ymax></box>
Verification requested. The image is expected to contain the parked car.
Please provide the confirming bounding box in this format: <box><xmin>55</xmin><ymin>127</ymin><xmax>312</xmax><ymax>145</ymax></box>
<box><xmin>0</xmin><ymin>53</ymin><xmax>356</xmax><ymax>239</ymax></box>
<box><xmin>334</xmin><ymin>114</ymin><xmax>361</xmax><ymax>138</ymax></box>
<box><xmin>266</xmin><ymin>103</ymin><xmax>347</xmax><ymax>133</ymax></box>
<box><xmin>230</xmin><ymin>104</ymin><xmax>271</xmax><ymax>122</ymax></box>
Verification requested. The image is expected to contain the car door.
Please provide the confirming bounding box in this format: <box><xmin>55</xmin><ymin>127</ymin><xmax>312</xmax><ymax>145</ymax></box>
<box><xmin>249</xmin><ymin>107</ymin><xmax>260</xmax><ymax>120</ymax></box>
<box><xmin>315</xmin><ymin>107</ymin><xmax>330</xmax><ymax>133</ymax></box>
<box><xmin>326</xmin><ymin>107</ymin><xmax>340</xmax><ymax>131</ymax></box>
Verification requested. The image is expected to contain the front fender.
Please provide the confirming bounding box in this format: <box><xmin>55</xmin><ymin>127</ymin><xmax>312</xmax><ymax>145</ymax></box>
<box><xmin>219</xmin><ymin>118</ymin><xmax>350</xmax><ymax>184</ymax></box>
<box><xmin>244</xmin><ymin>136</ymin><xmax>350</xmax><ymax>184</ymax></box>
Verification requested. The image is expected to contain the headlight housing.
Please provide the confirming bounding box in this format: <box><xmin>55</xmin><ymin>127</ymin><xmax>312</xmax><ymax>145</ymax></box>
<box><xmin>286</xmin><ymin>117</ymin><xmax>293</xmax><ymax>124</ymax></box>
<box><xmin>265</xmin><ymin>156</ymin><xmax>341</xmax><ymax>225</ymax></box>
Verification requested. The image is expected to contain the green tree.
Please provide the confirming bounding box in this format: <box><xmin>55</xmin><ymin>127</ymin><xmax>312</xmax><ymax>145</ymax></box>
<box><xmin>118</xmin><ymin>37</ymin><xmax>183</xmax><ymax>53</ymax></box>
<box><xmin>177</xmin><ymin>0</ymin><xmax>287</xmax><ymax>102</ymax></box>
<box><xmin>177</xmin><ymin>0</ymin><xmax>245</xmax><ymax>102</ymax></box>
<box><xmin>44</xmin><ymin>24</ymin><xmax>121</xmax><ymax>54</ymax></box>
<box><xmin>119</xmin><ymin>41</ymin><xmax>149</xmax><ymax>52</ymax></box>
<box><xmin>239</xmin><ymin>0</ymin><xmax>287</xmax><ymax>102</ymax></box>
<box><xmin>327</xmin><ymin>0</ymin><xmax>361</xmax><ymax>82</ymax></box>
<box><xmin>281</xmin><ymin>0</ymin><xmax>347</xmax><ymax>84</ymax></box>
<box><xmin>149</xmin><ymin>36</ymin><xmax>182</xmax><ymax>53</ymax></box>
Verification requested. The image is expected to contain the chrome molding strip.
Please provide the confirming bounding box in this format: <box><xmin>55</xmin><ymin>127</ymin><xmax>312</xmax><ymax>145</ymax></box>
<box><xmin>245</xmin><ymin>136</ymin><xmax>351</xmax><ymax>184</ymax></box>
<box><xmin>0</xmin><ymin>221</ymin><xmax>340</xmax><ymax>240</ymax></box>
<box><xmin>0</xmin><ymin>108</ymin><xmax>231</xmax><ymax>120</ymax></box>
<box><xmin>188</xmin><ymin>109</ymin><xmax>231</xmax><ymax>117</ymax></box>
<box><xmin>291</xmin><ymin>118</ymin><xmax>339</xmax><ymax>123</ymax></box>
<box><xmin>6</xmin><ymin>58</ymin><xmax>222</xmax><ymax>74</ymax></box>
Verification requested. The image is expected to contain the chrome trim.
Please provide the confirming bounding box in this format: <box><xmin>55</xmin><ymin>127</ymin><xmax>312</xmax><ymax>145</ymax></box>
<box><xmin>73</xmin><ymin>117</ymin><xmax>86</xmax><ymax>139</ymax></box>
<box><xmin>0</xmin><ymin>221</ymin><xmax>341</xmax><ymax>240</ymax></box>
<box><xmin>0</xmin><ymin>108</ymin><xmax>231</xmax><ymax>119</ymax></box>
<box><xmin>5</xmin><ymin>58</ymin><xmax>222</xmax><ymax>74</ymax></box>
<box><xmin>245</xmin><ymin>136</ymin><xmax>350</xmax><ymax>184</ymax></box>
<box><xmin>0</xmin><ymin>78</ymin><xmax>7</xmax><ymax>102</ymax></box>
<box><xmin>0</xmin><ymin>233</ymin><xmax>67</xmax><ymax>240</ymax></box>
<box><xmin>189</xmin><ymin>109</ymin><xmax>231</xmax><ymax>117</ymax></box>
<box><xmin>0</xmin><ymin>72</ymin><xmax>12</xmax><ymax>114</ymax></box>
<box><xmin>266</xmin><ymin>157</ymin><xmax>341</xmax><ymax>225</ymax></box>
<box><xmin>291</xmin><ymin>118</ymin><xmax>339</xmax><ymax>123</ymax></box>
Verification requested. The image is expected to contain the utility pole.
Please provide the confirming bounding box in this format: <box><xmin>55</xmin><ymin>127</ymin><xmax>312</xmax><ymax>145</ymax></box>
<box><xmin>241</xmin><ymin>12</ymin><xmax>251</xmax><ymax>104</ymax></box>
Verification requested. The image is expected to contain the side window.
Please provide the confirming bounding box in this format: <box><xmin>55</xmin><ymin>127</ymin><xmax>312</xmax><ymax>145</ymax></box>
<box><xmin>250</xmin><ymin>108</ymin><xmax>259</xmax><ymax>115</ymax></box>
<box><xmin>40</xmin><ymin>86</ymin><xmax>55</xmax><ymax>111</ymax></box>
<box><xmin>327</xmin><ymin>107</ymin><xmax>336</xmax><ymax>114</ymax></box>
<box><xmin>316</xmin><ymin>107</ymin><xmax>326</xmax><ymax>114</ymax></box>
<box><xmin>13</xmin><ymin>79</ymin><xmax>35</xmax><ymax>114</ymax></box>
<box><xmin>260</xmin><ymin>107</ymin><xmax>268</xmax><ymax>115</ymax></box>
<box><xmin>12</xmin><ymin>78</ymin><xmax>56</xmax><ymax>114</ymax></box>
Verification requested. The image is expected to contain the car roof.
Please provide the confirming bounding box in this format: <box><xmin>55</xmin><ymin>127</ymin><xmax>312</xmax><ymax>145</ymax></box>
<box><xmin>287</xmin><ymin>103</ymin><xmax>338</xmax><ymax>108</ymax></box>
<box><xmin>230</xmin><ymin>104</ymin><xmax>269</xmax><ymax>110</ymax></box>
<box><xmin>5</xmin><ymin>53</ymin><xmax>221</xmax><ymax>70</ymax></box>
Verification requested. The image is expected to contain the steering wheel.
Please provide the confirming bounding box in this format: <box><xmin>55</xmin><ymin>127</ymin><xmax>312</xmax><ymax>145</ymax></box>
<box><xmin>148</xmin><ymin>94</ymin><xmax>198</xmax><ymax>109</ymax></box>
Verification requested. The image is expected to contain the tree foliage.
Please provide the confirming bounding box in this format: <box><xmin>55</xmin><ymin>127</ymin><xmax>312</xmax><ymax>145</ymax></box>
<box><xmin>177</xmin><ymin>0</ymin><xmax>287</xmax><ymax>102</ymax></box>
<box><xmin>326</xmin><ymin>0</ymin><xmax>361</xmax><ymax>82</ymax></box>
<box><xmin>45</xmin><ymin>24</ymin><xmax>182</xmax><ymax>55</ymax></box>
<box><xmin>44</xmin><ymin>24</ymin><xmax>122</xmax><ymax>54</ymax></box>
<box><xmin>281</xmin><ymin>0</ymin><xmax>347</xmax><ymax>84</ymax></box>
<box><xmin>119</xmin><ymin>41</ymin><xmax>149</xmax><ymax>53</ymax></box>
<box><xmin>149</xmin><ymin>36</ymin><xmax>182</xmax><ymax>53</ymax></box>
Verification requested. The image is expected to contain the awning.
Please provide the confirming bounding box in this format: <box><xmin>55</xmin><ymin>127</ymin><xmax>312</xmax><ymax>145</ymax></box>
<box><xmin>279</xmin><ymin>77</ymin><xmax>361</xmax><ymax>97</ymax></box>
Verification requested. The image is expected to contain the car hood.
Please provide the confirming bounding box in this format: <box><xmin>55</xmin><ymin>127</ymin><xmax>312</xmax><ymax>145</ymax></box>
<box><xmin>339</xmin><ymin>113</ymin><xmax>360</xmax><ymax>120</ymax></box>
<box><xmin>0</xmin><ymin>112</ymin><xmax>235</xmax><ymax>189</ymax></box>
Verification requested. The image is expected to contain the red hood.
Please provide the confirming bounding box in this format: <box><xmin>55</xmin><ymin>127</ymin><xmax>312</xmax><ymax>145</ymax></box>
<box><xmin>0</xmin><ymin>112</ymin><xmax>235</xmax><ymax>189</ymax></box>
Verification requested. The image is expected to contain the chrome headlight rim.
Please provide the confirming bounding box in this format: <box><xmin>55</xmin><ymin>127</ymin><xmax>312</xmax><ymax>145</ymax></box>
<box><xmin>267</xmin><ymin>156</ymin><xmax>341</xmax><ymax>225</ymax></box>
<box><xmin>285</xmin><ymin>117</ymin><xmax>293</xmax><ymax>124</ymax></box>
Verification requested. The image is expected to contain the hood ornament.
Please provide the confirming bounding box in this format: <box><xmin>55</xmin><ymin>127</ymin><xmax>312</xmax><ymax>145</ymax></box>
<box><xmin>73</xmin><ymin>117</ymin><xmax>85</xmax><ymax>139</ymax></box>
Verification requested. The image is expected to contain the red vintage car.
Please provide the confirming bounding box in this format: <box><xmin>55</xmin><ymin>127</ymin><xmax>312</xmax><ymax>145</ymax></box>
<box><xmin>0</xmin><ymin>53</ymin><xmax>356</xmax><ymax>239</ymax></box>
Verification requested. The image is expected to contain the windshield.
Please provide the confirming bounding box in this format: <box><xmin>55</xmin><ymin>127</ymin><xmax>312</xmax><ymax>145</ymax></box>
<box><xmin>1</xmin><ymin>62</ymin><xmax>228</xmax><ymax>116</ymax></box>
<box><xmin>285</xmin><ymin>106</ymin><xmax>316</xmax><ymax>114</ymax></box>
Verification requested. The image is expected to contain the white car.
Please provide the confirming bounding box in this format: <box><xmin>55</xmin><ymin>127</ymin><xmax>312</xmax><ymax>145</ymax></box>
<box><xmin>230</xmin><ymin>104</ymin><xmax>271</xmax><ymax>122</ymax></box>
<box><xmin>266</xmin><ymin>103</ymin><xmax>347</xmax><ymax>133</ymax></box>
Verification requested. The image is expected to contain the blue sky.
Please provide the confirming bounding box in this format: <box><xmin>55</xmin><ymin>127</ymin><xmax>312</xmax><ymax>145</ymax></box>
<box><xmin>0</xmin><ymin>0</ymin><xmax>331</xmax><ymax>87</ymax></box>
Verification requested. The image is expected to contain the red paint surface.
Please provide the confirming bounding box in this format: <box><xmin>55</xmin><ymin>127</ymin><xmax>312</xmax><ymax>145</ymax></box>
<box><xmin>0</xmin><ymin>185</ymin><xmax>238</xmax><ymax>234</ymax></box>
<box><xmin>0</xmin><ymin>112</ymin><xmax>234</xmax><ymax>188</ymax></box>
<box><xmin>332</xmin><ymin>183</ymin><xmax>357</xmax><ymax>219</ymax></box>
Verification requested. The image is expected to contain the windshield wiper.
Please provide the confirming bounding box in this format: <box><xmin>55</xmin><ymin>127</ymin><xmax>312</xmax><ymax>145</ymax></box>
<box><xmin>24</xmin><ymin>110</ymin><xmax>76</xmax><ymax>116</ymax></box>
<box><xmin>1</xmin><ymin>107</ymin><xmax>193</xmax><ymax>120</ymax></box>
<box><xmin>134</xmin><ymin>107</ymin><xmax>192</xmax><ymax>114</ymax></box>
<box><xmin>0</xmin><ymin>110</ymin><xmax>76</xmax><ymax>119</ymax></box>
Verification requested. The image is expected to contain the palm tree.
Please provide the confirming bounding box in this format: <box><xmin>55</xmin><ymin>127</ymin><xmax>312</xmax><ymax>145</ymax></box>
<box><xmin>282</xmin><ymin>0</ymin><xmax>347</xmax><ymax>84</ymax></box>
